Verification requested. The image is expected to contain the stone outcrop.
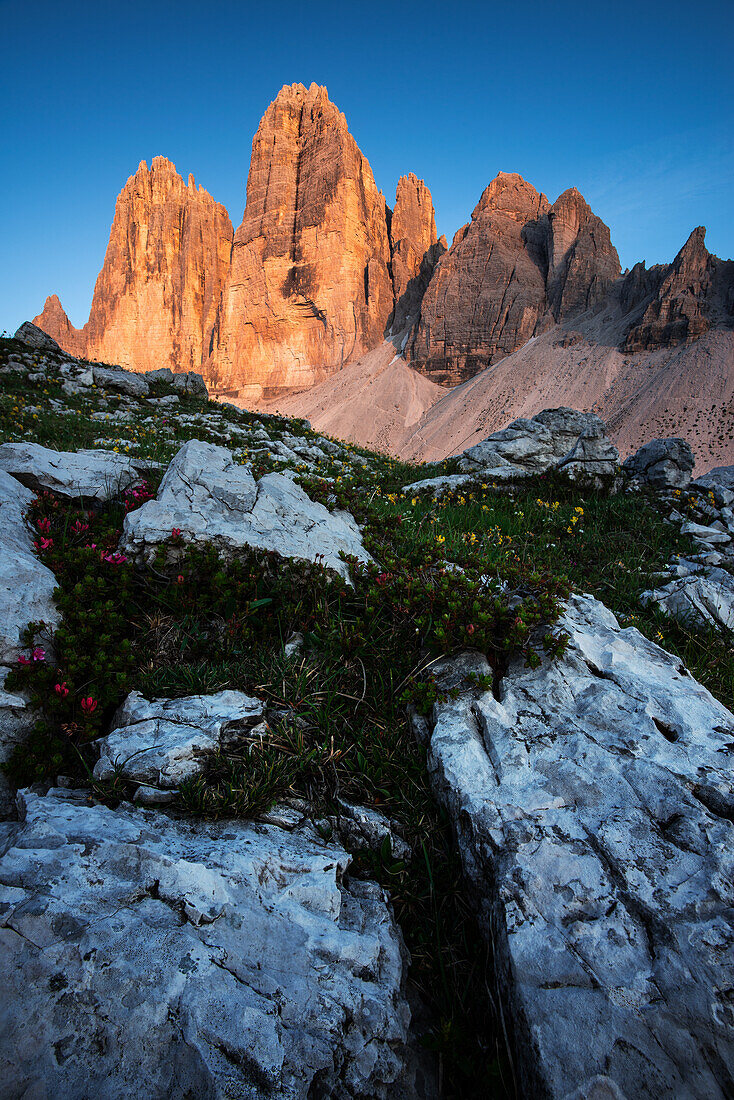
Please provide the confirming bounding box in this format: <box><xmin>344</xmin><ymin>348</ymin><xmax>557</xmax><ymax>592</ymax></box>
<box><xmin>408</xmin><ymin>174</ymin><xmax>620</xmax><ymax>384</ymax></box>
<box><xmin>388</xmin><ymin>174</ymin><xmax>443</xmax><ymax>336</ymax></box>
<box><xmin>642</xmin><ymin>561</ymin><xmax>734</xmax><ymax>632</ymax></box>
<box><xmin>34</xmin><ymin>157</ymin><xmax>233</xmax><ymax>376</ymax></box>
<box><xmin>0</xmin><ymin>787</ymin><xmax>416</xmax><ymax>1098</ymax></box>
<box><xmin>0</xmin><ymin>442</ymin><xmax>155</xmax><ymax>502</ymax></box>
<box><xmin>94</xmin><ymin>689</ymin><xmax>266</xmax><ymax>789</ymax></box>
<box><xmin>12</xmin><ymin>321</ymin><xmax>62</xmax><ymax>352</ymax></box>
<box><xmin>214</xmin><ymin>83</ymin><xmax>394</xmax><ymax>400</ymax></box>
<box><xmin>0</xmin><ymin>469</ymin><xmax>60</xmax><ymax>664</ymax></box>
<box><xmin>545</xmin><ymin>187</ymin><xmax>621</xmax><ymax>319</ymax></box>
<box><xmin>623</xmin><ymin>437</ymin><xmax>695</xmax><ymax>489</ymax></box>
<box><xmin>456</xmin><ymin>407</ymin><xmax>619</xmax><ymax>483</ymax></box>
<box><xmin>411</xmin><ymin>592</ymin><xmax>734</xmax><ymax>1099</ymax></box>
<box><xmin>623</xmin><ymin>227</ymin><xmax>734</xmax><ymax>352</ymax></box>
<box><xmin>0</xmin><ymin>469</ymin><xmax>61</xmax><ymax>814</ymax></box>
<box><xmin>120</xmin><ymin>439</ymin><xmax>373</xmax><ymax>579</ymax></box>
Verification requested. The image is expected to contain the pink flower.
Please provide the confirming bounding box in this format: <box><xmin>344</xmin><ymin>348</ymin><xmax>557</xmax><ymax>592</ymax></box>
<box><xmin>176</xmin><ymin>574</ymin><xmax>184</xmax><ymax>584</ymax></box>
<box><xmin>171</xmin><ymin>528</ymin><xmax>182</xmax><ymax>540</ymax></box>
<box><xmin>36</xmin><ymin>517</ymin><xmax>51</xmax><ymax>534</ymax></box>
<box><xmin>55</xmin><ymin>682</ymin><xmax>69</xmax><ymax>697</ymax></box>
<box><xmin>17</xmin><ymin>655</ymin><xmax>30</xmax><ymax>665</ymax></box>
<box><xmin>102</xmin><ymin>551</ymin><xmax>128</xmax><ymax>565</ymax></box>
<box><xmin>32</xmin><ymin>647</ymin><xmax>45</xmax><ymax>661</ymax></box>
<box><xmin>33</xmin><ymin>536</ymin><xmax>53</xmax><ymax>551</ymax></box>
<box><xmin>80</xmin><ymin>697</ymin><xmax>98</xmax><ymax>715</ymax></box>
<box><xmin>72</xmin><ymin>520</ymin><xmax>89</xmax><ymax>533</ymax></box>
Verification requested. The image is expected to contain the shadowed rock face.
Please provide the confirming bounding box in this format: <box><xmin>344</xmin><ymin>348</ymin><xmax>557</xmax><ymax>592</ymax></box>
<box><xmin>34</xmin><ymin>158</ymin><xmax>233</xmax><ymax>375</ymax></box>
<box><xmin>545</xmin><ymin>187</ymin><xmax>621</xmax><ymax>319</ymax></box>
<box><xmin>408</xmin><ymin>174</ymin><xmax>621</xmax><ymax>384</ymax></box>
<box><xmin>408</xmin><ymin>173</ymin><xmax>552</xmax><ymax>384</ymax></box>
<box><xmin>623</xmin><ymin>227</ymin><xmax>734</xmax><ymax>352</ymax></box>
<box><xmin>214</xmin><ymin>83</ymin><xmax>394</xmax><ymax>399</ymax></box>
<box><xmin>388</xmin><ymin>173</ymin><xmax>441</xmax><ymax>336</ymax></box>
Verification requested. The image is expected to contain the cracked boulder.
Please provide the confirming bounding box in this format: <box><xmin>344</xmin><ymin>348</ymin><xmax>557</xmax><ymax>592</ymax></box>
<box><xmin>623</xmin><ymin>438</ymin><xmax>695</xmax><ymax>490</ymax></box>
<box><xmin>0</xmin><ymin>468</ymin><xmax>60</xmax><ymax>663</ymax></box>
<box><xmin>411</xmin><ymin>593</ymin><xmax>734</xmax><ymax>1099</ymax></box>
<box><xmin>93</xmin><ymin>688</ymin><xmax>265</xmax><ymax>788</ymax></box>
<box><xmin>457</xmin><ymin>408</ymin><xmax>619</xmax><ymax>482</ymax></box>
<box><xmin>0</xmin><ymin>469</ymin><xmax>60</xmax><ymax>813</ymax></box>
<box><xmin>0</xmin><ymin>788</ymin><xmax>416</xmax><ymax>1098</ymax></box>
<box><xmin>120</xmin><ymin>439</ymin><xmax>373</xmax><ymax>580</ymax></box>
<box><xmin>641</xmin><ymin>565</ymin><xmax>734</xmax><ymax>632</ymax></box>
<box><xmin>0</xmin><ymin>442</ymin><xmax>155</xmax><ymax>502</ymax></box>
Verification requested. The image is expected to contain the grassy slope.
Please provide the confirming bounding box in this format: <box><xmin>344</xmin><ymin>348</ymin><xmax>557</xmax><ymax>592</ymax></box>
<box><xmin>2</xmin><ymin>336</ymin><xmax>733</xmax><ymax>1097</ymax></box>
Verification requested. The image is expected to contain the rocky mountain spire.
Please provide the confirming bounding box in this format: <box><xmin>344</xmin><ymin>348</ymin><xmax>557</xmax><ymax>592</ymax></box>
<box><xmin>408</xmin><ymin>173</ymin><xmax>552</xmax><ymax>383</ymax></box>
<box><xmin>34</xmin><ymin>158</ymin><xmax>233</xmax><ymax>375</ymax></box>
<box><xmin>387</xmin><ymin>173</ymin><xmax>441</xmax><ymax>335</ymax></box>
<box><xmin>623</xmin><ymin>226</ymin><xmax>733</xmax><ymax>351</ymax></box>
<box><xmin>213</xmin><ymin>83</ymin><xmax>394</xmax><ymax>398</ymax></box>
<box><xmin>545</xmin><ymin>187</ymin><xmax>621</xmax><ymax>319</ymax></box>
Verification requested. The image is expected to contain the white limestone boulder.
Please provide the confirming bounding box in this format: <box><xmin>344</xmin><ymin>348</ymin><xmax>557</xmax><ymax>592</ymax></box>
<box><xmin>0</xmin><ymin>442</ymin><xmax>153</xmax><ymax>502</ymax></box>
<box><xmin>412</xmin><ymin>592</ymin><xmax>734</xmax><ymax>1099</ymax></box>
<box><xmin>0</xmin><ymin>468</ymin><xmax>59</xmax><ymax>663</ymax></box>
<box><xmin>13</xmin><ymin>321</ymin><xmax>61</xmax><ymax>350</ymax></box>
<box><xmin>93</xmin><ymin>689</ymin><xmax>265</xmax><ymax>787</ymax></box>
<box><xmin>641</xmin><ymin>566</ymin><xmax>734</xmax><ymax>632</ymax></box>
<box><xmin>622</xmin><ymin>438</ymin><xmax>695</xmax><ymax>489</ymax></box>
<box><xmin>120</xmin><ymin>440</ymin><xmax>373</xmax><ymax>581</ymax></box>
<box><xmin>0</xmin><ymin>670</ymin><xmax>34</xmax><ymax>816</ymax></box>
<box><xmin>0</xmin><ymin>788</ymin><xmax>414</xmax><ymax>1098</ymax></box>
<box><xmin>457</xmin><ymin>408</ymin><xmax>618</xmax><ymax>482</ymax></box>
<box><xmin>92</xmin><ymin>365</ymin><xmax>150</xmax><ymax>398</ymax></box>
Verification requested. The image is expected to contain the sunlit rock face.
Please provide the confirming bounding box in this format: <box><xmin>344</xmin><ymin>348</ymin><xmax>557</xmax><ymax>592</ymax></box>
<box><xmin>213</xmin><ymin>83</ymin><xmax>394</xmax><ymax>400</ymax></box>
<box><xmin>34</xmin><ymin>157</ymin><xmax>233</xmax><ymax>376</ymax></box>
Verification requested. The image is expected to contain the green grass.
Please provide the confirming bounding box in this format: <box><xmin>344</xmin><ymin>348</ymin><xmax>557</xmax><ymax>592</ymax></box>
<box><xmin>3</xmin><ymin>335</ymin><xmax>733</xmax><ymax>1096</ymax></box>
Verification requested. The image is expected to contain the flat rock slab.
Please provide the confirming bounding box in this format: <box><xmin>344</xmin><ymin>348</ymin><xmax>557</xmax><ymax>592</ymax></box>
<box><xmin>0</xmin><ymin>789</ymin><xmax>412</xmax><ymax>1098</ymax></box>
<box><xmin>642</xmin><ymin>567</ymin><xmax>734</xmax><ymax>632</ymax></box>
<box><xmin>0</xmin><ymin>442</ymin><xmax>153</xmax><ymax>501</ymax></box>
<box><xmin>414</xmin><ymin>593</ymin><xmax>734</xmax><ymax>1099</ymax></box>
<box><xmin>0</xmin><ymin>468</ymin><xmax>59</xmax><ymax>663</ymax></box>
<box><xmin>120</xmin><ymin>439</ymin><xmax>372</xmax><ymax>581</ymax></box>
<box><xmin>94</xmin><ymin>689</ymin><xmax>265</xmax><ymax>787</ymax></box>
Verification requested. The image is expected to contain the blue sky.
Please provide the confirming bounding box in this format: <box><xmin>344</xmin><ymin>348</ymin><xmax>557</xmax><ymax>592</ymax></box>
<box><xmin>2</xmin><ymin>0</ymin><xmax>732</xmax><ymax>331</ymax></box>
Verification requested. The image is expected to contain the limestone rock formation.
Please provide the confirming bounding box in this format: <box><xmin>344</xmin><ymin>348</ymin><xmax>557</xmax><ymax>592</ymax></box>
<box><xmin>12</xmin><ymin>320</ymin><xmax>62</xmax><ymax>352</ymax></box>
<box><xmin>412</xmin><ymin>593</ymin><xmax>734</xmax><ymax>1099</ymax></box>
<box><xmin>94</xmin><ymin>689</ymin><xmax>266</xmax><ymax>788</ymax></box>
<box><xmin>0</xmin><ymin>788</ymin><xmax>414</xmax><ymax>1098</ymax></box>
<box><xmin>408</xmin><ymin>173</ymin><xmax>551</xmax><ymax>384</ymax></box>
<box><xmin>623</xmin><ymin>227</ymin><xmax>734</xmax><ymax>352</ymax></box>
<box><xmin>214</xmin><ymin>83</ymin><xmax>394</xmax><ymax>400</ymax></box>
<box><xmin>388</xmin><ymin>174</ymin><xmax>442</xmax><ymax>335</ymax></box>
<box><xmin>545</xmin><ymin>187</ymin><xmax>620</xmax><ymax>319</ymax></box>
<box><xmin>456</xmin><ymin>407</ymin><xmax>619</xmax><ymax>482</ymax></box>
<box><xmin>34</xmin><ymin>157</ymin><xmax>233</xmax><ymax>376</ymax></box>
<box><xmin>642</xmin><ymin>562</ymin><xmax>734</xmax><ymax>632</ymax></box>
<box><xmin>0</xmin><ymin>468</ymin><xmax>60</xmax><ymax>664</ymax></box>
<box><xmin>120</xmin><ymin>439</ymin><xmax>373</xmax><ymax>579</ymax></box>
<box><xmin>408</xmin><ymin>174</ymin><xmax>621</xmax><ymax>384</ymax></box>
<box><xmin>622</xmin><ymin>437</ymin><xmax>695</xmax><ymax>489</ymax></box>
<box><xmin>0</xmin><ymin>442</ymin><xmax>155</xmax><ymax>502</ymax></box>
<box><xmin>0</xmin><ymin>469</ymin><xmax>61</xmax><ymax>814</ymax></box>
